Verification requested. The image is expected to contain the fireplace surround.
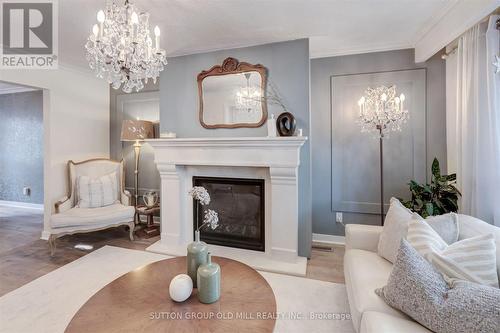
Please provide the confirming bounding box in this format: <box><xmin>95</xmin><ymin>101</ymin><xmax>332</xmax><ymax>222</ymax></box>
<box><xmin>145</xmin><ymin>136</ymin><xmax>307</xmax><ymax>275</ymax></box>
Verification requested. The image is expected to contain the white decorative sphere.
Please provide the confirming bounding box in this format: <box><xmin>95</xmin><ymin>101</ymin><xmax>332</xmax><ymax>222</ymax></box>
<box><xmin>169</xmin><ymin>274</ymin><xmax>193</xmax><ymax>302</ymax></box>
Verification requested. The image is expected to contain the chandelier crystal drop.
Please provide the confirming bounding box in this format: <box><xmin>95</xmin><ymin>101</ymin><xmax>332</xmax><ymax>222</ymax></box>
<box><xmin>85</xmin><ymin>0</ymin><xmax>167</xmax><ymax>93</ymax></box>
<box><xmin>235</xmin><ymin>73</ymin><xmax>262</xmax><ymax>112</ymax></box>
<box><xmin>357</xmin><ymin>85</ymin><xmax>408</xmax><ymax>137</ymax></box>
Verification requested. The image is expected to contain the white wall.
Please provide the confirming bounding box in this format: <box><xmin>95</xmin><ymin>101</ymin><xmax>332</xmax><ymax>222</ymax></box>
<box><xmin>0</xmin><ymin>65</ymin><xmax>110</xmax><ymax>238</ymax></box>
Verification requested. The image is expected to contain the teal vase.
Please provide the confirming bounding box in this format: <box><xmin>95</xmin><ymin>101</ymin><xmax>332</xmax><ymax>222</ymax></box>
<box><xmin>197</xmin><ymin>252</ymin><xmax>221</xmax><ymax>304</ymax></box>
<box><xmin>187</xmin><ymin>230</ymin><xmax>208</xmax><ymax>288</ymax></box>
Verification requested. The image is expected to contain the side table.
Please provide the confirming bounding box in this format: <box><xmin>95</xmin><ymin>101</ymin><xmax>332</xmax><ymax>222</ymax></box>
<box><xmin>135</xmin><ymin>204</ymin><xmax>160</xmax><ymax>238</ymax></box>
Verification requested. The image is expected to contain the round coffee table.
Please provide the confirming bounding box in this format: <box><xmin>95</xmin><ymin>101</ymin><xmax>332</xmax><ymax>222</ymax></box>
<box><xmin>66</xmin><ymin>256</ymin><xmax>277</xmax><ymax>332</ymax></box>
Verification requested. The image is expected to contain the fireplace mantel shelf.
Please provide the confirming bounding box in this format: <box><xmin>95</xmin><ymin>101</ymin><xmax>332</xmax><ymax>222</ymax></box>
<box><xmin>146</xmin><ymin>136</ymin><xmax>307</xmax><ymax>170</ymax></box>
<box><xmin>145</xmin><ymin>136</ymin><xmax>307</xmax><ymax>147</ymax></box>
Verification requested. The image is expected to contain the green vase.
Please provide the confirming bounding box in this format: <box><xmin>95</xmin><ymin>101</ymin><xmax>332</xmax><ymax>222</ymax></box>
<box><xmin>187</xmin><ymin>230</ymin><xmax>208</xmax><ymax>288</ymax></box>
<box><xmin>197</xmin><ymin>252</ymin><xmax>220</xmax><ymax>304</ymax></box>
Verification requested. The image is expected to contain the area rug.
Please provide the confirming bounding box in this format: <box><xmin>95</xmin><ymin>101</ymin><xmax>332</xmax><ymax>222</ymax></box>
<box><xmin>0</xmin><ymin>246</ymin><xmax>354</xmax><ymax>333</ymax></box>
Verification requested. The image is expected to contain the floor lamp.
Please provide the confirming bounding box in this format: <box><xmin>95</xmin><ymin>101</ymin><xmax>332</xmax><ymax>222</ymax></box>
<box><xmin>120</xmin><ymin>119</ymin><xmax>155</xmax><ymax>207</ymax></box>
<box><xmin>357</xmin><ymin>86</ymin><xmax>408</xmax><ymax>226</ymax></box>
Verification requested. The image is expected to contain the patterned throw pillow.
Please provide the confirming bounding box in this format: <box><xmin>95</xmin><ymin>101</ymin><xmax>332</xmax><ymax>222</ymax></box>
<box><xmin>376</xmin><ymin>240</ymin><xmax>500</xmax><ymax>333</ymax></box>
<box><xmin>76</xmin><ymin>171</ymin><xmax>119</xmax><ymax>208</ymax></box>
<box><xmin>407</xmin><ymin>219</ymin><xmax>499</xmax><ymax>288</ymax></box>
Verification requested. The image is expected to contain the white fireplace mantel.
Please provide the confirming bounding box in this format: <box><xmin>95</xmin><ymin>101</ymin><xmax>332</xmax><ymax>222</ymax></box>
<box><xmin>145</xmin><ymin>136</ymin><xmax>308</xmax><ymax>275</ymax></box>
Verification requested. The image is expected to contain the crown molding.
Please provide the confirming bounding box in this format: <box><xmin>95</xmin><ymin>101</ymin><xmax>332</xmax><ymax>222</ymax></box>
<box><xmin>414</xmin><ymin>0</ymin><xmax>499</xmax><ymax>62</ymax></box>
<box><xmin>309</xmin><ymin>42</ymin><xmax>412</xmax><ymax>59</ymax></box>
<box><xmin>0</xmin><ymin>85</ymin><xmax>38</xmax><ymax>95</ymax></box>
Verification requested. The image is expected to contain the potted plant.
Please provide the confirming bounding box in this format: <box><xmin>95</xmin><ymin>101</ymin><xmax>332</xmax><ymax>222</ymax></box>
<box><xmin>400</xmin><ymin>158</ymin><xmax>461</xmax><ymax>218</ymax></box>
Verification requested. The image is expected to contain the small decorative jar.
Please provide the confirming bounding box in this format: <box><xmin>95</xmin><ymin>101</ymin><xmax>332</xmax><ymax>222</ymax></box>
<box><xmin>197</xmin><ymin>252</ymin><xmax>221</xmax><ymax>304</ymax></box>
<box><xmin>187</xmin><ymin>230</ymin><xmax>208</xmax><ymax>288</ymax></box>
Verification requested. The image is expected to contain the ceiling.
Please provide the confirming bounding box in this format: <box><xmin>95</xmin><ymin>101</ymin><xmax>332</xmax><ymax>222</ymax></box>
<box><xmin>59</xmin><ymin>0</ymin><xmax>458</xmax><ymax>69</ymax></box>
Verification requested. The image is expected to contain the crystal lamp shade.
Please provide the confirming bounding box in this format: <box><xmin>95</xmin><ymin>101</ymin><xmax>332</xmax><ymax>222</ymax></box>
<box><xmin>357</xmin><ymin>85</ymin><xmax>408</xmax><ymax>137</ymax></box>
<box><xmin>85</xmin><ymin>1</ymin><xmax>168</xmax><ymax>93</ymax></box>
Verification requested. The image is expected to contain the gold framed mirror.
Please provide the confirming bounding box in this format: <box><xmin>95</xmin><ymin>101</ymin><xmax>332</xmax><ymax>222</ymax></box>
<box><xmin>197</xmin><ymin>57</ymin><xmax>268</xmax><ymax>129</ymax></box>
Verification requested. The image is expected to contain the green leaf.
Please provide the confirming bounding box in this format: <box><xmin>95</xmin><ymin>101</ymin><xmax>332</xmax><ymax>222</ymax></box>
<box><xmin>402</xmin><ymin>158</ymin><xmax>461</xmax><ymax>217</ymax></box>
<box><xmin>426</xmin><ymin>202</ymin><xmax>434</xmax><ymax>216</ymax></box>
<box><xmin>446</xmin><ymin>174</ymin><xmax>456</xmax><ymax>181</ymax></box>
<box><xmin>431</xmin><ymin>158</ymin><xmax>441</xmax><ymax>178</ymax></box>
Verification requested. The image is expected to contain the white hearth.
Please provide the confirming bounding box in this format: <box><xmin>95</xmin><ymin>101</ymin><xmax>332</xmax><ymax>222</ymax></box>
<box><xmin>145</xmin><ymin>136</ymin><xmax>307</xmax><ymax>275</ymax></box>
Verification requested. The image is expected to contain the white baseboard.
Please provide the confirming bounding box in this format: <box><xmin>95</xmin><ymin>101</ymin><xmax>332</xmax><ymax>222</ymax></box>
<box><xmin>40</xmin><ymin>230</ymin><xmax>50</xmax><ymax>240</ymax></box>
<box><xmin>0</xmin><ymin>200</ymin><xmax>44</xmax><ymax>211</ymax></box>
<box><xmin>312</xmin><ymin>233</ymin><xmax>345</xmax><ymax>246</ymax></box>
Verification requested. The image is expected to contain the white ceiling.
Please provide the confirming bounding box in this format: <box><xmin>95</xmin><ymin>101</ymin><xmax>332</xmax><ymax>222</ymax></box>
<box><xmin>59</xmin><ymin>0</ymin><xmax>458</xmax><ymax>68</ymax></box>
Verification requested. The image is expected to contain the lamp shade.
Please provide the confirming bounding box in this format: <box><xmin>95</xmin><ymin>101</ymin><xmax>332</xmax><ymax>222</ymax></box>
<box><xmin>120</xmin><ymin>120</ymin><xmax>155</xmax><ymax>141</ymax></box>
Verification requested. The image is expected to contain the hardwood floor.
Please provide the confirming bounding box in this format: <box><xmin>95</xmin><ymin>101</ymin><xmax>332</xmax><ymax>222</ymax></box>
<box><xmin>0</xmin><ymin>205</ymin><xmax>345</xmax><ymax>297</ymax></box>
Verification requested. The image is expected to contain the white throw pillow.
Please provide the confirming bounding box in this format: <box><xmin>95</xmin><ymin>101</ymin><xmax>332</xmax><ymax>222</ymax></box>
<box><xmin>76</xmin><ymin>171</ymin><xmax>119</xmax><ymax>208</ymax></box>
<box><xmin>407</xmin><ymin>219</ymin><xmax>499</xmax><ymax>288</ymax></box>
<box><xmin>377</xmin><ymin>198</ymin><xmax>460</xmax><ymax>263</ymax></box>
<box><xmin>377</xmin><ymin>198</ymin><xmax>414</xmax><ymax>263</ymax></box>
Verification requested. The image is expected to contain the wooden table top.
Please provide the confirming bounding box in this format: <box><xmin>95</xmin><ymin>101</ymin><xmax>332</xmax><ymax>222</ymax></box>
<box><xmin>66</xmin><ymin>256</ymin><xmax>277</xmax><ymax>333</ymax></box>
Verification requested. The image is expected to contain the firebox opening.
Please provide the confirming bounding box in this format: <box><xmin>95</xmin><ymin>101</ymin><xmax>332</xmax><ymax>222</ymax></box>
<box><xmin>193</xmin><ymin>176</ymin><xmax>265</xmax><ymax>252</ymax></box>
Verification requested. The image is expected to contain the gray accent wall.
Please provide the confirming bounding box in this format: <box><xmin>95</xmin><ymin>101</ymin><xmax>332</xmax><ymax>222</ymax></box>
<box><xmin>311</xmin><ymin>49</ymin><xmax>446</xmax><ymax>236</ymax></box>
<box><xmin>160</xmin><ymin>39</ymin><xmax>312</xmax><ymax>257</ymax></box>
<box><xmin>0</xmin><ymin>90</ymin><xmax>44</xmax><ymax>204</ymax></box>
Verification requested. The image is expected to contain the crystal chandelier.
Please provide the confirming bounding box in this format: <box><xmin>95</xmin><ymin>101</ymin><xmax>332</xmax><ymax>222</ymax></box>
<box><xmin>357</xmin><ymin>85</ymin><xmax>408</xmax><ymax>137</ymax></box>
<box><xmin>85</xmin><ymin>0</ymin><xmax>167</xmax><ymax>93</ymax></box>
<box><xmin>235</xmin><ymin>73</ymin><xmax>262</xmax><ymax>111</ymax></box>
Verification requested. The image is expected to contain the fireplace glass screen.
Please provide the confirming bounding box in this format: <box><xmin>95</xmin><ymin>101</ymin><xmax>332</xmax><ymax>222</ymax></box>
<box><xmin>193</xmin><ymin>176</ymin><xmax>265</xmax><ymax>252</ymax></box>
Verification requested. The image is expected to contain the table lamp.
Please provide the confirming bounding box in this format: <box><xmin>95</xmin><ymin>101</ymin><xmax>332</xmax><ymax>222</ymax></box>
<box><xmin>120</xmin><ymin>119</ymin><xmax>155</xmax><ymax>206</ymax></box>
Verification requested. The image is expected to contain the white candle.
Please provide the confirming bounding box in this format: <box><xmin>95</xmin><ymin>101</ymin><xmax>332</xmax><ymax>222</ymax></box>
<box><xmin>92</xmin><ymin>24</ymin><xmax>99</xmax><ymax>39</ymax></box>
<box><xmin>97</xmin><ymin>10</ymin><xmax>105</xmax><ymax>40</ymax></box>
<box><xmin>298</xmin><ymin>128</ymin><xmax>303</xmax><ymax>136</ymax></box>
<box><xmin>131</xmin><ymin>12</ymin><xmax>138</xmax><ymax>40</ymax></box>
<box><xmin>154</xmin><ymin>26</ymin><xmax>161</xmax><ymax>50</ymax></box>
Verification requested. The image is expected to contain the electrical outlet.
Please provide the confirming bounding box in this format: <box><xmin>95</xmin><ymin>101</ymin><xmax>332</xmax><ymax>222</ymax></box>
<box><xmin>22</xmin><ymin>187</ymin><xmax>31</xmax><ymax>196</ymax></box>
<box><xmin>336</xmin><ymin>212</ymin><xmax>343</xmax><ymax>223</ymax></box>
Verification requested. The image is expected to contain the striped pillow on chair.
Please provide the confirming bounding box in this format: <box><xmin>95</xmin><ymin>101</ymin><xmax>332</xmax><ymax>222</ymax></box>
<box><xmin>76</xmin><ymin>171</ymin><xmax>120</xmax><ymax>208</ymax></box>
<box><xmin>407</xmin><ymin>219</ymin><xmax>499</xmax><ymax>288</ymax></box>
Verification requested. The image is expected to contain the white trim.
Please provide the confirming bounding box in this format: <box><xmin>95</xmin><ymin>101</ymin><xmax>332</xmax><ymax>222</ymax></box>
<box><xmin>0</xmin><ymin>200</ymin><xmax>44</xmax><ymax>211</ymax></box>
<box><xmin>312</xmin><ymin>233</ymin><xmax>345</xmax><ymax>246</ymax></box>
<box><xmin>414</xmin><ymin>0</ymin><xmax>499</xmax><ymax>62</ymax></box>
<box><xmin>0</xmin><ymin>85</ymin><xmax>38</xmax><ymax>95</ymax></box>
<box><xmin>310</xmin><ymin>42</ymin><xmax>412</xmax><ymax>59</ymax></box>
<box><xmin>40</xmin><ymin>231</ymin><xmax>50</xmax><ymax>240</ymax></box>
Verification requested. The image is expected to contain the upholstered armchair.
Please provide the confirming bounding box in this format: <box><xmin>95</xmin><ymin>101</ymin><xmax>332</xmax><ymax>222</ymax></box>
<box><xmin>48</xmin><ymin>158</ymin><xmax>135</xmax><ymax>255</ymax></box>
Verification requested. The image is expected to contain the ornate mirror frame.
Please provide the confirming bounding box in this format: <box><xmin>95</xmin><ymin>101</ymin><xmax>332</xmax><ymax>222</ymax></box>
<box><xmin>197</xmin><ymin>57</ymin><xmax>268</xmax><ymax>129</ymax></box>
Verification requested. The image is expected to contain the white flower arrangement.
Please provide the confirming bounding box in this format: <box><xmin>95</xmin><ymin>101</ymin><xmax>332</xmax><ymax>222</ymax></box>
<box><xmin>188</xmin><ymin>186</ymin><xmax>210</xmax><ymax>205</ymax></box>
<box><xmin>201</xmin><ymin>209</ymin><xmax>219</xmax><ymax>230</ymax></box>
<box><xmin>189</xmin><ymin>186</ymin><xmax>219</xmax><ymax>231</ymax></box>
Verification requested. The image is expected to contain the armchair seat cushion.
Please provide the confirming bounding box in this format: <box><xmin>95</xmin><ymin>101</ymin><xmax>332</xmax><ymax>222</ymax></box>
<box><xmin>51</xmin><ymin>204</ymin><xmax>135</xmax><ymax>229</ymax></box>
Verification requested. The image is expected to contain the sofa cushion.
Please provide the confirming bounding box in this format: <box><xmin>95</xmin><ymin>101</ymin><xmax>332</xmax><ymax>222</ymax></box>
<box><xmin>376</xmin><ymin>240</ymin><xmax>500</xmax><ymax>333</ymax></box>
<box><xmin>457</xmin><ymin>214</ymin><xmax>500</xmax><ymax>279</ymax></box>
<box><xmin>360</xmin><ymin>311</ymin><xmax>432</xmax><ymax>333</ymax></box>
<box><xmin>344</xmin><ymin>249</ymin><xmax>407</xmax><ymax>331</ymax></box>
<box><xmin>51</xmin><ymin>204</ymin><xmax>135</xmax><ymax>229</ymax></box>
<box><xmin>378</xmin><ymin>198</ymin><xmax>459</xmax><ymax>263</ymax></box>
<box><xmin>377</xmin><ymin>198</ymin><xmax>414</xmax><ymax>263</ymax></box>
<box><xmin>407</xmin><ymin>219</ymin><xmax>499</xmax><ymax>287</ymax></box>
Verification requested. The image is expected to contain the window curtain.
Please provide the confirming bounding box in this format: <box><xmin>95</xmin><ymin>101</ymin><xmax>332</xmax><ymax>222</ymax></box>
<box><xmin>446</xmin><ymin>16</ymin><xmax>500</xmax><ymax>226</ymax></box>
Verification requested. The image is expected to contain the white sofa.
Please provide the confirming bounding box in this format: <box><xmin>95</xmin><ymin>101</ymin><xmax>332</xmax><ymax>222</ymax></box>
<box><xmin>344</xmin><ymin>215</ymin><xmax>500</xmax><ymax>333</ymax></box>
<box><xmin>48</xmin><ymin>159</ymin><xmax>135</xmax><ymax>255</ymax></box>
